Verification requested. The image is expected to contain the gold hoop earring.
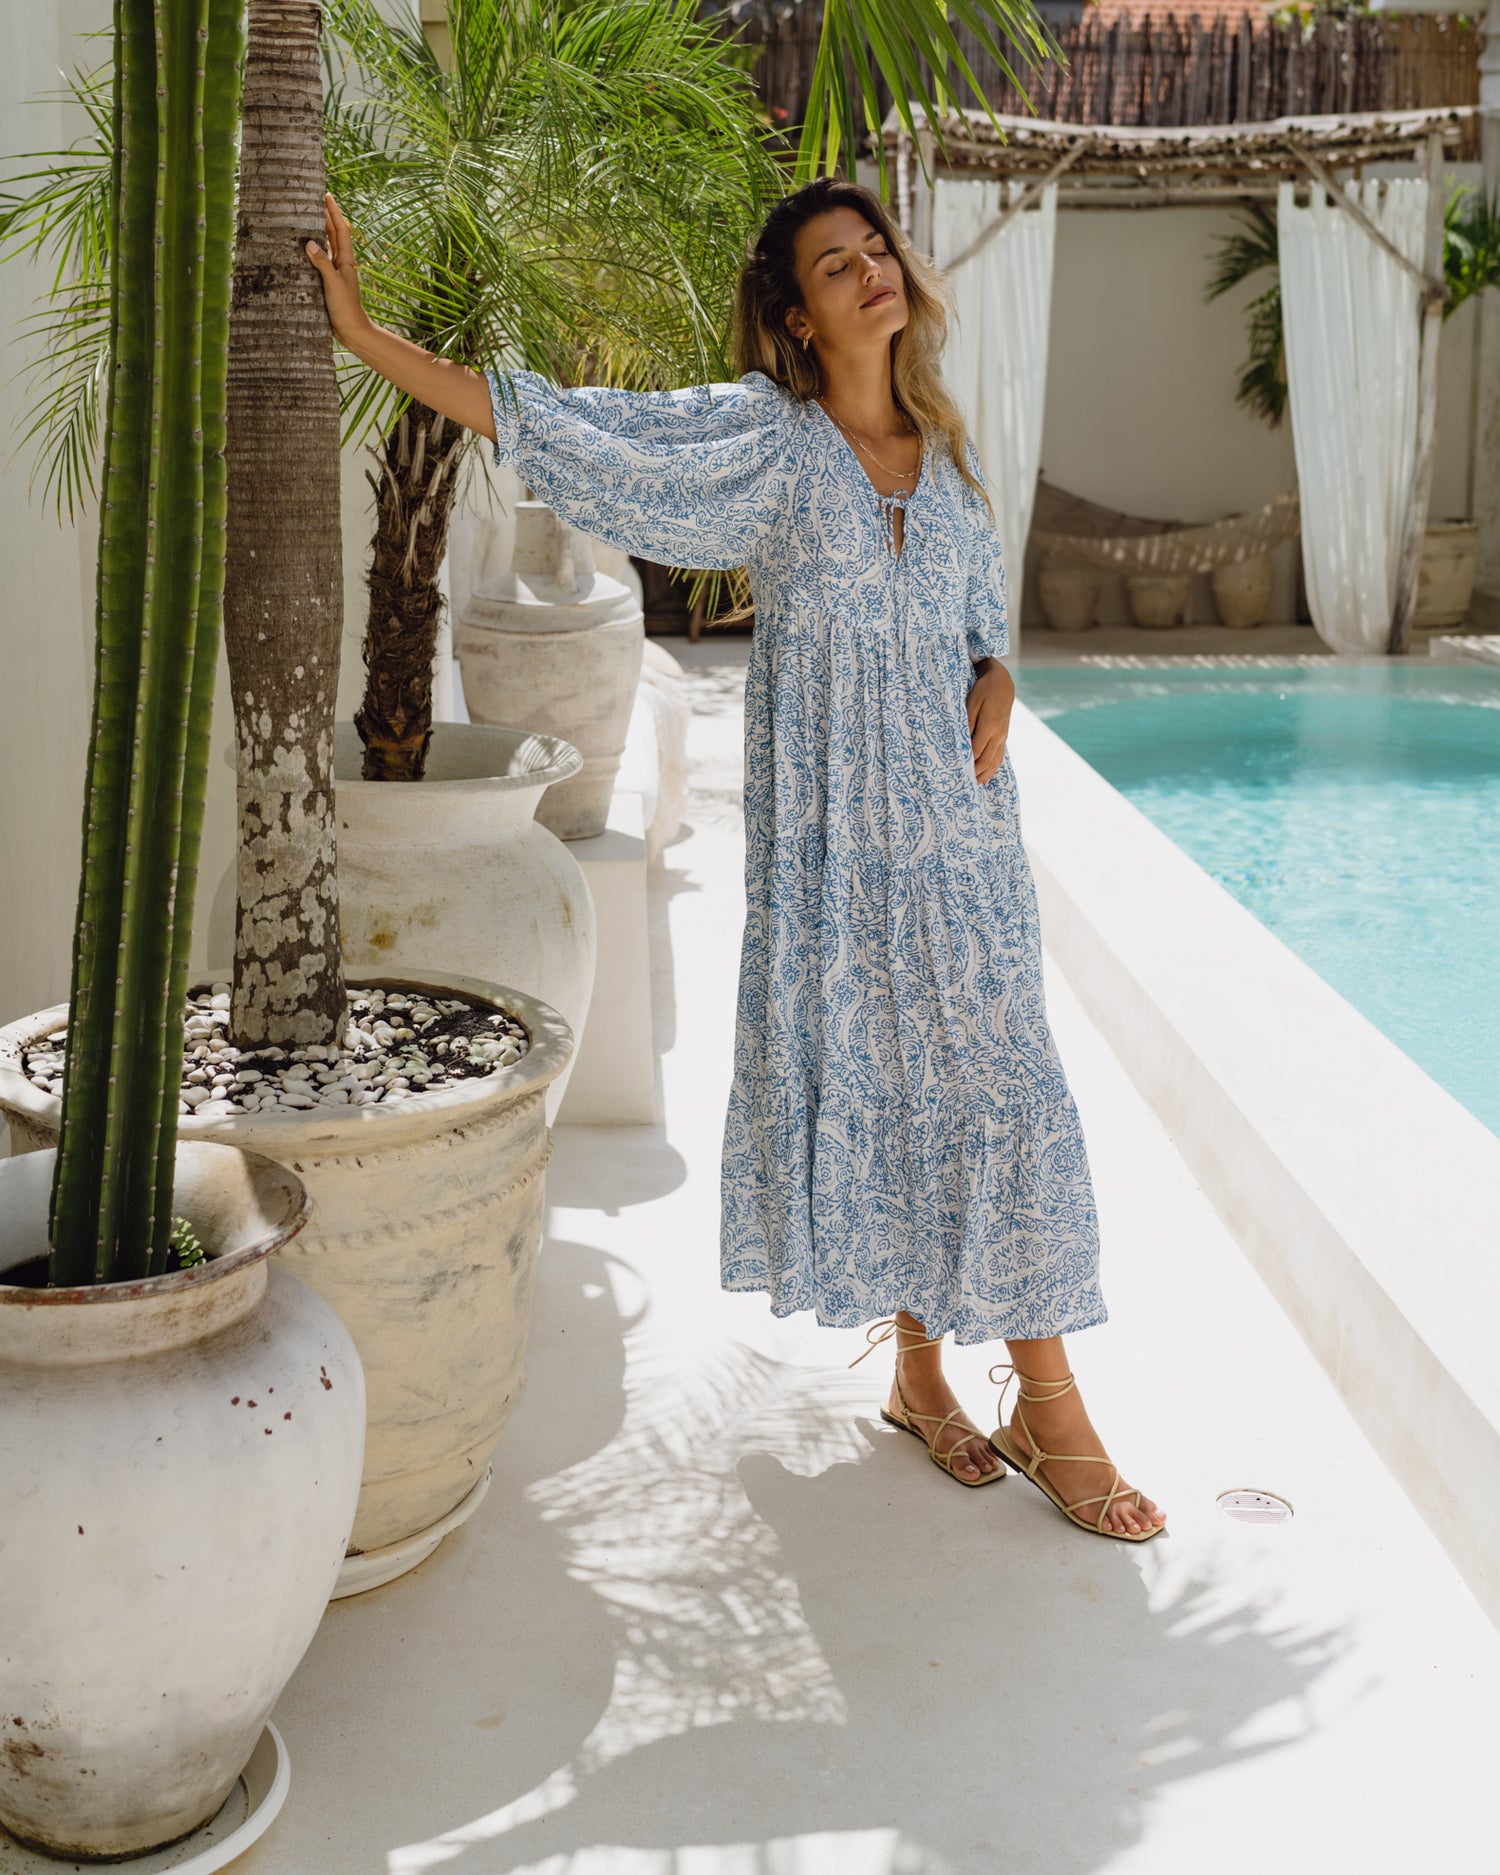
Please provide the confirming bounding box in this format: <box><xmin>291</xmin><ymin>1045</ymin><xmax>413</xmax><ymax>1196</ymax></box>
<box><xmin>801</xmin><ymin>334</ymin><xmax>811</xmax><ymax>352</ymax></box>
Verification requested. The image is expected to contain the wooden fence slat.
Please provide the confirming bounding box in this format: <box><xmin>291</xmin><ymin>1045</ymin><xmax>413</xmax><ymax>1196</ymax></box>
<box><xmin>702</xmin><ymin>4</ymin><xmax>1481</xmax><ymax>149</ymax></box>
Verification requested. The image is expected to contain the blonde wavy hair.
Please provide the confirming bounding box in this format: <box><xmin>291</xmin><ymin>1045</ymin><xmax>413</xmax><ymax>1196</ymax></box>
<box><xmin>732</xmin><ymin>176</ymin><xmax>993</xmax><ymax>523</ymax></box>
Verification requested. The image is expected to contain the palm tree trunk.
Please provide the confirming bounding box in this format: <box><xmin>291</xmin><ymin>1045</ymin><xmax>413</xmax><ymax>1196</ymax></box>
<box><xmin>223</xmin><ymin>0</ymin><xmax>346</xmax><ymax>1048</ymax></box>
<box><xmin>354</xmin><ymin>399</ymin><xmax>466</xmax><ymax>781</ymax></box>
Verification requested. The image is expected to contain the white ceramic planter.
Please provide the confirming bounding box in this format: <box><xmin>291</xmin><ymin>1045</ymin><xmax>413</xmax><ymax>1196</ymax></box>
<box><xmin>206</xmin><ymin>724</ymin><xmax>593</xmax><ymax>1128</ymax></box>
<box><xmin>1210</xmin><ymin>554</ymin><xmax>1273</xmax><ymax>629</ymax></box>
<box><xmin>457</xmin><ymin>501</ymin><xmax>646</xmax><ymax>840</ymax></box>
<box><xmin>1414</xmin><ymin>519</ymin><xmax>1479</xmax><ymax>631</ymax></box>
<box><xmin>0</xmin><ymin>1143</ymin><xmax>364</xmax><ymax>1861</ymax></box>
<box><xmin>0</xmin><ymin>970</ymin><xmax>574</xmax><ymax>1597</ymax></box>
<box><xmin>640</xmin><ymin>641</ymin><xmax>690</xmax><ymax>856</ymax></box>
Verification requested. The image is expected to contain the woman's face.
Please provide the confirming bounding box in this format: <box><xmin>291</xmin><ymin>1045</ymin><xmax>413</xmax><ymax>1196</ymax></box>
<box><xmin>786</xmin><ymin>205</ymin><xmax>908</xmax><ymax>359</ymax></box>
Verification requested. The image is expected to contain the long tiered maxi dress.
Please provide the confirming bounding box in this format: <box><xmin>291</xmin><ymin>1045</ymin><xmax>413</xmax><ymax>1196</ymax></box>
<box><xmin>488</xmin><ymin>366</ymin><xmax>1107</xmax><ymax>1346</ymax></box>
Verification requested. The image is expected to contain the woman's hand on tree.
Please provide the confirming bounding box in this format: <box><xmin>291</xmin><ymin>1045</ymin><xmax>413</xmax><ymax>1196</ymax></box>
<box><xmin>305</xmin><ymin>192</ymin><xmax>371</xmax><ymax>347</ymax></box>
<box><xmin>967</xmin><ymin>659</ymin><xmax>1014</xmax><ymax>785</ymax></box>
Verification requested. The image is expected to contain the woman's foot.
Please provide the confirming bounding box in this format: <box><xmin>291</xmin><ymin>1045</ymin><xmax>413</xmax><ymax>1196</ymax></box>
<box><xmin>996</xmin><ymin>1368</ymin><xmax>1165</xmax><ymax>1535</ymax></box>
<box><xmin>886</xmin><ymin>1317</ymin><xmax>1001</xmax><ymax>1483</ymax></box>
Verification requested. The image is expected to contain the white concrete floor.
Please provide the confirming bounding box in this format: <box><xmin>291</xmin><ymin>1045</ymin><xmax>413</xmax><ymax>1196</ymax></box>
<box><xmin>243</xmin><ymin>634</ymin><xmax>1500</xmax><ymax>1875</ymax></box>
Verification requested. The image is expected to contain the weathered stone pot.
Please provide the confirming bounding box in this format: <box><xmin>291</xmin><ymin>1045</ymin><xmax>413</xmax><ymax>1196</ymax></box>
<box><xmin>0</xmin><ymin>969</ymin><xmax>573</xmax><ymax>1598</ymax></box>
<box><xmin>1037</xmin><ymin>562</ymin><xmax>1101</xmax><ymax>632</ymax></box>
<box><xmin>206</xmin><ymin>724</ymin><xmax>593</xmax><ymax>1128</ymax></box>
<box><xmin>1414</xmin><ymin>519</ymin><xmax>1479</xmax><ymax>631</ymax></box>
<box><xmin>457</xmin><ymin>501</ymin><xmax>645</xmax><ymax>840</ymax></box>
<box><xmin>1126</xmin><ymin>571</ymin><xmax>1192</xmax><ymax>630</ymax></box>
<box><xmin>0</xmin><ymin>1144</ymin><xmax>363</xmax><ymax>1860</ymax></box>
<box><xmin>1210</xmin><ymin>554</ymin><xmax>1273</xmax><ymax>629</ymax></box>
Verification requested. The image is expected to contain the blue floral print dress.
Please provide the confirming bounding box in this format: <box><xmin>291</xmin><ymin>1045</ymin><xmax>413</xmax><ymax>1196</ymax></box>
<box><xmin>488</xmin><ymin>366</ymin><xmax>1106</xmax><ymax>1345</ymax></box>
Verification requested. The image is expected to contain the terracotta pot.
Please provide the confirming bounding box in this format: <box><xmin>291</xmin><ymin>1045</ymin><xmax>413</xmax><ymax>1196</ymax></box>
<box><xmin>0</xmin><ymin>970</ymin><xmax>573</xmax><ymax>1598</ymax></box>
<box><xmin>0</xmin><ymin>1144</ymin><xmax>363</xmax><ymax>1859</ymax></box>
<box><xmin>457</xmin><ymin>502</ymin><xmax>645</xmax><ymax>839</ymax></box>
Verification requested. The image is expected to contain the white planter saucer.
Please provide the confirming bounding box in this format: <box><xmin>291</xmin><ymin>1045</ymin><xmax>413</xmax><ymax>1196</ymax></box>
<box><xmin>333</xmin><ymin>1463</ymin><xmax>493</xmax><ymax>1598</ymax></box>
<box><xmin>0</xmin><ymin>1724</ymin><xmax>288</xmax><ymax>1875</ymax></box>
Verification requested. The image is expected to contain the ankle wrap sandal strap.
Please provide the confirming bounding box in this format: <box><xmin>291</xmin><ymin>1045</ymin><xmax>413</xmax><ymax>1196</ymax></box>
<box><xmin>892</xmin><ymin>1370</ymin><xmax>989</xmax><ymax>1477</ymax></box>
<box><xmin>987</xmin><ymin>1361</ymin><xmax>1148</xmax><ymax>1534</ymax></box>
<box><xmin>848</xmin><ymin>1316</ymin><xmax>944</xmax><ymax>1369</ymax></box>
<box><xmin>857</xmin><ymin>1322</ymin><xmax>1004</xmax><ymax>1489</ymax></box>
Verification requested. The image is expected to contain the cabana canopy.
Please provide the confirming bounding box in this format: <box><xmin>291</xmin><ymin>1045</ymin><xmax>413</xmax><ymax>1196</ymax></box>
<box><xmin>886</xmin><ymin>102</ymin><xmax>1478</xmax><ymax>654</ymax></box>
<box><xmin>883</xmin><ymin>103</ymin><xmax>1477</xmax><ymax>209</ymax></box>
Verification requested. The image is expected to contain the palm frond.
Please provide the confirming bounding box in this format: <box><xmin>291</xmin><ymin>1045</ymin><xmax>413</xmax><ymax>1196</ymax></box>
<box><xmin>1443</xmin><ymin>180</ymin><xmax>1500</xmax><ymax>321</ymax></box>
<box><xmin>0</xmin><ymin>55</ymin><xmax>114</xmax><ymax>517</ymax></box>
<box><xmin>800</xmin><ymin>0</ymin><xmax>1056</xmax><ymax>191</ymax></box>
<box><xmin>1204</xmin><ymin>203</ymin><xmax>1279</xmax><ymax>302</ymax></box>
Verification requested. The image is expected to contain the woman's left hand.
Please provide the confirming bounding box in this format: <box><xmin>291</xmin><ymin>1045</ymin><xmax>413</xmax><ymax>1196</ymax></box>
<box><xmin>967</xmin><ymin>659</ymin><xmax>1014</xmax><ymax>785</ymax></box>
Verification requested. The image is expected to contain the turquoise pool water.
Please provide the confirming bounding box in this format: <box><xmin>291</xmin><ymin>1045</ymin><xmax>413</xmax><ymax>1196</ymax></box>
<box><xmin>1013</xmin><ymin>661</ymin><xmax>1500</xmax><ymax>1137</ymax></box>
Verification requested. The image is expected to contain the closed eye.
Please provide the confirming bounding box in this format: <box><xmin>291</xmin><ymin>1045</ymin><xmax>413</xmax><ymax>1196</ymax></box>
<box><xmin>829</xmin><ymin>248</ymin><xmax>889</xmax><ymax>276</ymax></box>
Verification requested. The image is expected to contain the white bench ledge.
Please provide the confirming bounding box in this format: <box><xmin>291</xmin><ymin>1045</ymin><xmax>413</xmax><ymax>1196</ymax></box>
<box><xmin>1009</xmin><ymin>699</ymin><xmax>1500</xmax><ymax>1625</ymax></box>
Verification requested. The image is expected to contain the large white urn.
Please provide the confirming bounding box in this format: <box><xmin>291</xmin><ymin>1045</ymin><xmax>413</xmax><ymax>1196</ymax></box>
<box><xmin>207</xmin><ymin>724</ymin><xmax>593</xmax><ymax>1128</ymax></box>
<box><xmin>0</xmin><ymin>970</ymin><xmax>573</xmax><ymax>1599</ymax></box>
<box><xmin>456</xmin><ymin>501</ymin><xmax>645</xmax><ymax>840</ymax></box>
<box><xmin>0</xmin><ymin>1144</ymin><xmax>364</xmax><ymax>1860</ymax></box>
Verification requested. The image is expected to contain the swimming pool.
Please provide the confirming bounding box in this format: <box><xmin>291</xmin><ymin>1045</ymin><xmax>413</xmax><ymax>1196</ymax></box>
<box><xmin>1013</xmin><ymin>660</ymin><xmax>1500</xmax><ymax>1138</ymax></box>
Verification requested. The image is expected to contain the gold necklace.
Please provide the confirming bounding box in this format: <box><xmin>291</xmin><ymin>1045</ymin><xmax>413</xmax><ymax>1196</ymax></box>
<box><xmin>819</xmin><ymin>400</ymin><xmax>922</xmax><ymax>484</ymax></box>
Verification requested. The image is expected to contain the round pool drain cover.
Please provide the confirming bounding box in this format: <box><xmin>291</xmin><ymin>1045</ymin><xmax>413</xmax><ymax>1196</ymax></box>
<box><xmin>1217</xmin><ymin>1488</ymin><xmax>1293</xmax><ymax>1524</ymax></box>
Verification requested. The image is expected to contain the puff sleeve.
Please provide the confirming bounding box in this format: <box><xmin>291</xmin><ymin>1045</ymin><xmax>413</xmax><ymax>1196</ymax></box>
<box><xmin>485</xmin><ymin>366</ymin><xmax>793</xmax><ymax>570</ymax></box>
<box><xmin>960</xmin><ymin>439</ymin><xmax>1011</xmax><ymax>665</ymax></box>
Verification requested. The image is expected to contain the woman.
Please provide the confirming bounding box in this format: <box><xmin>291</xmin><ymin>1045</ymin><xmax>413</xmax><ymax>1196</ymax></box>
<box><xmin>307</xmin><ymin>178</ymin><xmax>1165</xmax><ymax>1539</ymax></box>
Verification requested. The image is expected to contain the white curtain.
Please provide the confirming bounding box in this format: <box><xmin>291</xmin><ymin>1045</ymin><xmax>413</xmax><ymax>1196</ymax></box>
<box><xmin>1277</xmin><ymin>176</ymin><xmax>1427</xmax><ymax>658</ymax></box>
<box><xmin>933</xmin><ymin>178</ymin><xmax>1058</xmax><ymax>625</ymax></box>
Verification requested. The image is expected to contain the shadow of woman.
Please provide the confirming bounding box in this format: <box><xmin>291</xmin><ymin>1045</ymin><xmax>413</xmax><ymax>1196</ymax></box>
<box><xmin>417</xmin><ymin>1344</ymin><xmax>1347</xmax><ymax>1875</ymax></box>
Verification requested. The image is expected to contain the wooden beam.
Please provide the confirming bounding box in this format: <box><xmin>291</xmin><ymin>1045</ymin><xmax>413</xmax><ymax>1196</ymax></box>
<box><xmin>1055</xmin><ymin>184</ymin><xmax>1284</xmax><ymax>207</ymax></box>
<box><xmin>1389</xmin><ymin>129</ymin><xmax>1451</xmax><ymax>656</ymax></box>
<box><xmin>941</xmin><ymin>139</ymin><xmax>1094</xmax><ymax>274</ymax></box>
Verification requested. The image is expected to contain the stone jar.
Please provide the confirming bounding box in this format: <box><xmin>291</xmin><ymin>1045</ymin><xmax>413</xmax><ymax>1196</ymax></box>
<box><xmin>1414</xmin><ymin>520</ymin><xmax>1480</xmax><ymax>632</ymax></box>
<box><xmin>0</xmin><ymin>1143</ymin><xmax>363</xmax><ymax>1858</ymax></box>
<box><xmin>1126</xmin><ymin>572</ymin><xmax>1193</xmax><ymax>630</ymax></box>
<box><xmin>1038</xmin><ymin>562</ymin><xmax>1102</xmax><ymax>632</ymax></box>
<box><xmin>457</xmin><ymin>501</ymin><xmax>645</xmax><ymax>840</ymax></box>
<box><xmin>1210</xmin><ymin>554</ymin><xmax>1273</xmax><ymax>629</ymax></box>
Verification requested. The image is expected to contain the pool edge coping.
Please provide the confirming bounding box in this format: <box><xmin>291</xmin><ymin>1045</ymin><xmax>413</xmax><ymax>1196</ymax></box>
<box><xmin>1010</xmin><ymin>699</ymin><xmax>1500</xmax><ymax>1629</ymax></box>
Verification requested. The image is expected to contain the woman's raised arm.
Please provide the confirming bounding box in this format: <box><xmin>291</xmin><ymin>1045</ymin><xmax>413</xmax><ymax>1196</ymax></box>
<box><xmin>306</xmin><ymin>193</ymin><xmax>495</xmax><ymax>441</ymax></box>
<box><xmin>307</xmin><ymin>191</ymin><xmax>790</xmax><ymax>570</ymax></box>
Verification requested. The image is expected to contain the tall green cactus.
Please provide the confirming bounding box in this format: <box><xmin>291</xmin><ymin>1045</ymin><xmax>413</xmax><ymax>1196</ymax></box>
<box><xmin>48</xmin><ymin>0</ymin><xmax>246</xmax><ymax>1286</ymax></box>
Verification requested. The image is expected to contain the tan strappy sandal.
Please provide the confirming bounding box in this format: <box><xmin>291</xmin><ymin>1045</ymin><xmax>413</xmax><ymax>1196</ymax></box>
<box><xmin>987</xmin><ymin>1363</ymin><xmax>1165</xmax><ymax>1541</ymax></box>
<box><xmin>849</xmin><ymin>1318</ymin><xmax>1006</xmax><ymax>1489</ymax></box>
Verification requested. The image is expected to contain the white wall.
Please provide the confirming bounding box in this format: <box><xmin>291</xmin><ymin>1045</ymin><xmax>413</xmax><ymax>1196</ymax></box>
<box><xmin>0</xmin><ymin>4</ymin><xmax>391</xmax><ymax>1025</ymax></box>
<box><xmin>0</xmin><ymin>0</ymin><xmax>110</xmax><ymax>1028</ymax></box>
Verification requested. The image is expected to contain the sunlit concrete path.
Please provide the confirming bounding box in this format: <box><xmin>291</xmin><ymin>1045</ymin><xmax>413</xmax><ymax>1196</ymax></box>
<box><xmin>242</xmin><ymin>637</ymin><xmax>1499</xmax><ymax>1875</ymax></box>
